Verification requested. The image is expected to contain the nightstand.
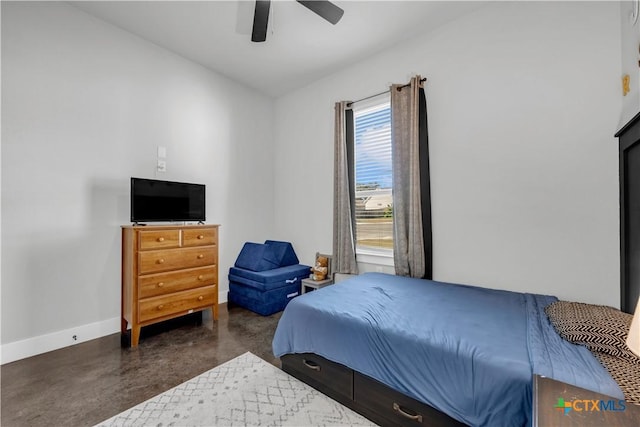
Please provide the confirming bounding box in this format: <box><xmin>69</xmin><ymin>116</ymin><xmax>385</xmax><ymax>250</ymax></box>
<box><xmin>301</xmin><ymin>277</ymin><xmax>333</xmax><ymax>294</ymax></box>
<box><xmin>532</xmin><ymin>375</ymin><xmax>640</xmax><ymax>426</ymax></box>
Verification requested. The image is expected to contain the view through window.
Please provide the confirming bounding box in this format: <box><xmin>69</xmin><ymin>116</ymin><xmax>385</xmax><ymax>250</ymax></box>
<box><xmin>353</xmin><ymin>96</ymin><xmax>393</xmax><ymax>253</ymax></box>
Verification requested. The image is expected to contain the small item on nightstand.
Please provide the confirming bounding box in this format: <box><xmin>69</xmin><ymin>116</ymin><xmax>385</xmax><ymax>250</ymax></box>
<box><xmin>310</xmin><ymin>255</ymin><xmax>329</xmax><ymax>281</ymax></box>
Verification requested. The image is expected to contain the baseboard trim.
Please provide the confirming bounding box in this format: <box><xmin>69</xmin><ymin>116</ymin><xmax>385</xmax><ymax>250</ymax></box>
<box><xmin>1</xmin><ymin>317</ymin><xmax>121</xmax><ymax>365</ymax></box>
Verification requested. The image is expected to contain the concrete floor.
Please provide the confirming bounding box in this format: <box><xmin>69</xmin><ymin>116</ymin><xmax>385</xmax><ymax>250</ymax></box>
<box><xmin>1</xmin><ymin>304</ymin><xmax>283</xmax><ymax>426</ymax></box>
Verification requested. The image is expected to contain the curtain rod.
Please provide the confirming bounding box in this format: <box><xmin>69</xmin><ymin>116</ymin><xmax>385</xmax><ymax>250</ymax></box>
<box><xmin>347</xmin><ymin>77</ymin><xmax>426</xmax><ymax>107</ymax></box>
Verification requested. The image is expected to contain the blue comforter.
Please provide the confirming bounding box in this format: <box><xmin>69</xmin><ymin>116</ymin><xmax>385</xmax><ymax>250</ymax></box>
<box><xmin>272</xmin><ymin>272</ymin><xmax>622</xmax><ymax>427</ymax></box>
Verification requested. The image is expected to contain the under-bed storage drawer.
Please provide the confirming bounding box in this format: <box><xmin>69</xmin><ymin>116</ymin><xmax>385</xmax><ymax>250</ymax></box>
<box><xmin>281</xmin><ymin>353</ymin><xmax>353</xmax><ymax>402</ymax></box>
<box><xmin>354</xmin><ymin>373</ymin><xmax>465</xmax><ymax>427</ymax></box>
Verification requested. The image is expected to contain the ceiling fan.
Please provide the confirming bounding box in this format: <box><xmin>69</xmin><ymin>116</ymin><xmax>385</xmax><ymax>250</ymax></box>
<box><xmin>252</xmin><ymin>0</ymin><xmax>344</xmax><ymax>42</ymax></box>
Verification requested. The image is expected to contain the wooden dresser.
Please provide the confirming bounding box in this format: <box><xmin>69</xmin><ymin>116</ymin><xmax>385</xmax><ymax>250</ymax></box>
<box><xmin>121</xmin><ymin>224</ymin><xmax>219</xmax><ymax>346</ymax></box>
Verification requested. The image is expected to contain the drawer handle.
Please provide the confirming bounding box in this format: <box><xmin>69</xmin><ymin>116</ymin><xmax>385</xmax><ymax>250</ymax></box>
<box><xmin>198</xmin><ymin>296</ymin><xmax>204</xmax><ymax>301</ymax></box>
<box><xmin>302</xmin><ymin>359</ymin><xmax>321</xmax><ymax>372</ymax></box>
<box><xmin>197</xmin><ymin>254</ymin><xmax>204</xmax><ymax>259</ymax></box>
<box><xmin>157</xmin><ymin>237</ymin><xmax>165</xmax><ymax>242</ymax></box>
<box><xmin>157</xmin><ymin>304</ymin><xmax>164</xmax><ymax>310</ymax></box>
<box><xmin>392</xmin><ymin>403</ymin><xmax>423</xmax><ymax>423</ymax></box>
<box><xmin>157</xmin><ymin>282</ymin><xmax>164</xmax><ymax>288</ymax></box>
<box><xmin>197</xmin><ymin>235</ymin><xmax>204</xmax><ymax>240</ymax></box>
<box><xmin>157</xmin><ymin>259</ymin><xmax>165</xmax><ymax>264</ymax></box>
<box><xmin>198</xmin><ymin>275</ymin><xmax>204</xmax><ymax>281</ymax></box>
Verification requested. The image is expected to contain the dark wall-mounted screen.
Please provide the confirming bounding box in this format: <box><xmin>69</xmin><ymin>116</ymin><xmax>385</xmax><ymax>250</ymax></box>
<box><xmin>131</xmin><ymin>177</ymin><xmax>205</xmax><ymax>223</ymax></box>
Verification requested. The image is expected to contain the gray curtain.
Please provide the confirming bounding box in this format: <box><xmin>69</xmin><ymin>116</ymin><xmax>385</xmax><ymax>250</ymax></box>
<box><xmin>332</xmin><ymin>101</ymin><xmax>359</xmax><ymax>275</ymax></box>
<box><xmin>391</xmin><ymin>76</ymin><xmax>429</xmax><ymax>278</ymax></box>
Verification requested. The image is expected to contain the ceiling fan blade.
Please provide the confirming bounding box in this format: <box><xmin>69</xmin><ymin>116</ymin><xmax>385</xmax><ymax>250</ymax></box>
<box><xmin>296</xmin><ymin>1</ymin><xmax>344</xmax><ymax>25</ymax></box>
<box><xmin>252</xmin><ymin>0</ymin><xmax>271</xmax><ymax>42</ymax></box>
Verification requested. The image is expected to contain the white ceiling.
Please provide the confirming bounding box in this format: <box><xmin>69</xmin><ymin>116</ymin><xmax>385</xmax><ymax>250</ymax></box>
<box><xmin>71</xmin><ymin>1</ymin><xmax>488</xmax><ymax>97</ymax></box>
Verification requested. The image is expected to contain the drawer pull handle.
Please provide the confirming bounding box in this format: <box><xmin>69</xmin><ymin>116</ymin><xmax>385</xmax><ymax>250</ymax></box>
<box><xmin>157</xmin><ymin>304</ymin><xmax>164</xmax><ymax>310</ymax></box>
<box><xmin>392</xmin><ymin>403</ymin><xmax>423</xmax><ymax>423</ymax></box>
<box><xmin>198</xmin><ymin>296</ymin><xmax>204</xmax><ymax>301</ymax></box>
<box><xmin>198</xmin><ymin>275</ymin><xmax>204</xmax><ymax>280</ymax></box>
<box><xmin>157</xmin><ymin>237</ymin><xmax>165</xmax><ymax>242</ymax></box>
<box><xmin>197</xmin><ymin>254</ymin><xmax>204</xmax><ymax>259</ymax></box>
<box><xmin>302</xmin><ymin>359</ymin><xmax>321</xmax><ymax>372</ymax></box>
<box><xmin>157</xmin><ymin>259</ymin><xmax>165</xmax><ymax>264</ymax></box>
<box><xmin>157</xmin><ymin>282</ymin><xmax>164</xmax><ymax>288</ymax></box>
<box><xmin>197</xmin><ymin>235</ymin><xmax>204</xmax><ymax>240</ymax></box>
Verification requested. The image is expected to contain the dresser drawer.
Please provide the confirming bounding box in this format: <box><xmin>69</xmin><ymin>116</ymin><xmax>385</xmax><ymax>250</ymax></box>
<box><xmin>138</xmin><ymin>246</ymin><xmax>217</xmax><ymax>274</ymax></box>
<box><xmin>353</xmin><ymin>373</ymin><xmax>464</xmax><ymax>427</ymax></box>
<box><xmin>138</xmin><ymin>229</ymin><xmax>180</xmax><ymax>250</ymax></box>
<box><xmin>183</xmin><ymin>227</ymin><xmax>217</xmax><ymax>247</ymax></box>
<box><xmin>138</xmin><ymin>285</ymin><xmax>217</xmax><ymax>323</ymax></box>
<box><xmin>138</xmin><ymin>266</ymin><xmax>217</xmax><ymax>299</ymax></box>
<box><xmin>281</xmin><ymin>353</ymin><xmax>353</xmax><ymax>402</ymax></box>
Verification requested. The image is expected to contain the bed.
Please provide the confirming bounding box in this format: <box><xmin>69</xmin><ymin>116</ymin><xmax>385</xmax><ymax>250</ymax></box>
<box><xmin>272</xmin><ymin>272</ymin><xmax>624</xmax><ymax>427</ymax></box>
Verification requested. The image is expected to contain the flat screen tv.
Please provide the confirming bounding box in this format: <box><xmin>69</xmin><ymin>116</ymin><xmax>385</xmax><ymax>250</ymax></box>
<box><xmin>131</xmin><ymin>177</ymin><xmax>205</xmax><ymax>223</ymax></box>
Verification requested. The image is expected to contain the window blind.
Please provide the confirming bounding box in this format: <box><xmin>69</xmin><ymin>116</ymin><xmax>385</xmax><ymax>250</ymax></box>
<box><xmin>353</xmin><ymin>97</ymin><xmax>393</xmax><ymax>252</ymax></box>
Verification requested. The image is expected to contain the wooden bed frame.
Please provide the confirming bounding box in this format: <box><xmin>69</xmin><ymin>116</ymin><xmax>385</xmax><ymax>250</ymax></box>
<box><xmin>281</xmin><ymin>352</ymin><xmax>465</xmax><ymax>427</ymax></box>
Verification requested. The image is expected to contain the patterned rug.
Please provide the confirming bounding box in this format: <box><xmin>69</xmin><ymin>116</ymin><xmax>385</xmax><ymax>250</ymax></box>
<box><xmin>95</xmin><ymin>352</ymin><xmax>376</xmax><ymax>426</ymax></box>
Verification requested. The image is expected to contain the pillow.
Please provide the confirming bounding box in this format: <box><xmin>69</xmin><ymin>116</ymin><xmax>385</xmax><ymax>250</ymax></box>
<box><xmin>234</xmin><ymin>242</ymin><xmax>279</xmax><ymax>272</ymax></box>
<box><xmin>592</xmin><ymin>351</ymin><xmax>640</xmax><ymax>405</ymax></box>
<box><xmin>263</xmin><ymin>240</ymin><xmax>299</xmax><ymax>267</ymax></box>
<box><xmin>545</xmin><ymin>301</ymin><xmax>639</xmax><ymax>364</ymax></box>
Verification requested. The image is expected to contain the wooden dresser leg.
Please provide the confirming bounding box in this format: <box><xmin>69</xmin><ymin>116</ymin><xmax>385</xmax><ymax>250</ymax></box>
<box><xmin>131</xmin><ymin>326</ymin><xmax>141</xmax><ymax>347</ymax></box>
<box><xmin>212</xmin><ymin>304</ymin><xmax>219</xmax><ymax>321</ymax></box>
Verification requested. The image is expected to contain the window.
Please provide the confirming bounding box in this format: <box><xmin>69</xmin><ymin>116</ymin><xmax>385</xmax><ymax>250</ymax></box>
<box><xmin>353</xmin><ymin>95</ymin><xmax>393</xmax><ymax>255</ymax></box>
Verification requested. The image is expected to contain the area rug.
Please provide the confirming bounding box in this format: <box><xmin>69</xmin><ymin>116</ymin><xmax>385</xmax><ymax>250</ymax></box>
<box><xmin>95</xmin><ymin>352</ymin><xmax>376</xmax><ymax>426</ymax></box>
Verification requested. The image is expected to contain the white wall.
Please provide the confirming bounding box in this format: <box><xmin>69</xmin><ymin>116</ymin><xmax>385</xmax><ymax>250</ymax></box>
<box><xmin>620</xmin><ymin>0</ymin><xmax>640</xmax><ymax>126</ymax></box>
<box><xmin>274</xmin><ymin>1</ymin><xmax>622</xmax><ymax>307</ymax></box>
<box><xmin>1</xmin><ymin>2</ymin><xmax>275</xmax><ymax>362</ymax></box>
<box><xmin>0</xmin><ymin>0</ymin><xmax>626</xmax><ymax>363</ymax></box>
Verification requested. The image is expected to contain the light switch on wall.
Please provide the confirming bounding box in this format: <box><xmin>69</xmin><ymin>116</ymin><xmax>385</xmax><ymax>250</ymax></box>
<box><xmin>157</xmin><ymin>146</ymin><xmax>167</xmax><ymax>158</ymax></box>
<box><xmin>157</xmin><ymin>160</ymin><xmax>167</xmax><ymax>172</ymax></box>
